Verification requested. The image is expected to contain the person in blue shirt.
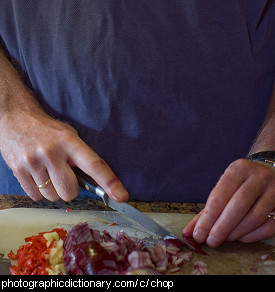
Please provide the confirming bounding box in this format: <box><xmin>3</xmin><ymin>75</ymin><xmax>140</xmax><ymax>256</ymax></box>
<box><xmin>0</xmin><ymin>0</ymin><xmax>274</xmax><ymax>247</ymax></box>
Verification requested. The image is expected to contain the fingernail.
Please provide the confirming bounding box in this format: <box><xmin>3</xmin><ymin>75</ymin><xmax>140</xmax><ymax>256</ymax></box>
<box><xmin>206</xmin><ymin>235</ymin><xmax>220</xmax><ymax>247</ymax></box>
<box><xmin>182</xmin><ymin>227</ymin><xmax>188</xmax><ymax>236</ymax></box>
<box><xmin>110</xmin><ymin>192</ymin><xmax>120</xmax><ymax>201</ymax></box>
<box><xmin>111</xmin><ymin>189</ymin><xmax>129</xmax><ymax>202</ymax></box>
<box><xmin>182</xmin><ymin>226</ymin><xmax>193</xmax><ymax>237</ymax></box>
<box><xmin>193</xmin><ymin>229</ymin><xmax>207</xmax><ymax>243</ymax></box>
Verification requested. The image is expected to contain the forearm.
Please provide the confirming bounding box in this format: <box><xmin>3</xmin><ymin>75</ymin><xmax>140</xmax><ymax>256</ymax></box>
<box><xmin>0</xmin><ymin>48</ymin><xmax>42</xmax><ymax>122</ymax></box>
<box><xmin>248</xmin><ymin>81</ymin><xmax>275</xmax><ymax>154</ymax></box>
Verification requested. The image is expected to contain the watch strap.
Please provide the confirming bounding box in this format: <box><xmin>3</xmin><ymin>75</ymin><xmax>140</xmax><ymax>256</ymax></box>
<box><xmin>247</xmin><ymin>151</ymin><xmax>275</xmax><ymax>167</ymax></box>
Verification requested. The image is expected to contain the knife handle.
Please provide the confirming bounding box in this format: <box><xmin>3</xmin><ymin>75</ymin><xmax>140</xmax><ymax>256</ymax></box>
<box><xmin>72</xmin><ymin>167</ymin><xmax>106</xmax><ymax>200</ymax></box>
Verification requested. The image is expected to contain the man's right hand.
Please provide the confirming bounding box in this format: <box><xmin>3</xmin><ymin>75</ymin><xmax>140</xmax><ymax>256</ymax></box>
<box><xmin>0</xmin><ymin>106</ymin><xmax>129</xmax><ymax>202</ymax></box>
<box><xmin>0</xmin><ymin>49</ymin><xmax>129</xmax><ymax>202</ymax></box>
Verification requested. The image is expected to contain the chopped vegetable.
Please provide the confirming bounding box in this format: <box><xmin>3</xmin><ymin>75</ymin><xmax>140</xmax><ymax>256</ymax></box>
<box><xmin>8</xmin><ymin>228</ymin><xmax>67</xmax><ymax>275</ymax></box>
<box><xmin>8</xmin><ymin>223</ymin><xmax>200</xmax><ymax>275</ymax></box>
<box><xmin>191</xmin><ymin>261</ymin><xmax>208</xmax><ymax>275</ymax></box>
<box><xmin>250</xmin><ymin>266</ymin><xmax>258</xmax><ymax>273</ymax></box>
<box><xmin>63</xmin><ymin>223</ymin><xmax>193</xmax><ymax>275</ymax></box>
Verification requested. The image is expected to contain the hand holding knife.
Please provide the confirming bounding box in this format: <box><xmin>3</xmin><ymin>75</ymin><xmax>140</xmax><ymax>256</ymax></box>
<box><xmin>73</xmin><ymin>167</ymin><xmax>205</xmax><ymax>254</ymax></box>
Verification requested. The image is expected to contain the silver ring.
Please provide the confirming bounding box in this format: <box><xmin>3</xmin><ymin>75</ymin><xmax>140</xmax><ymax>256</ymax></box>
<box><xmin>268</xmin><ymin>214</ymin><xmax>275</xmax><ymax>220</ymax></box>
<box><xmin>37</xmin><ymin>178</ymin><xmax>51</xmax><ymax>189</ymax></box>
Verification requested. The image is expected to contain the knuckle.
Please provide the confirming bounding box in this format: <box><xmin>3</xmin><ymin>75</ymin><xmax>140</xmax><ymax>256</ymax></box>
<box><xmin>61</xmin><ymin>121</ymin><xmax>78</xmax><ymax>133</ymax></box>
<box><xmin>106</xmin><ymin>176</ymin><xmax>120</xmax><ymax>189</ymax></box>
<box><xmin>38</xmin><ymin>144</ymin><xmax>57</xmax><ymax>164</ymax></box>
<box><xmin>89</xmin><ymin>158</ymin><xmax>107</xmax><ymax>171</ymax></box>
<box><xmin>226</xmin><ymin>159</ymin><xmax>249</xmax><ymax>175</ymax></box>
<box><xmin>59</xmin><ymin>131</ymin><xmax>71</xmax><ymax>145</ymax></box>
<box><xmin>58</xmin><ymin>126</ymin><xmax>79</xmax><ymax>145</ymax></box>
<box><xmin>22</xmin><ymin>152</ymin><xmax>39</xmax><ymax>168</ymax></box>
<box><xmin>207</xmin><ymin>193</ymin><xmax>224</xmax><ymax>207</ymax></box>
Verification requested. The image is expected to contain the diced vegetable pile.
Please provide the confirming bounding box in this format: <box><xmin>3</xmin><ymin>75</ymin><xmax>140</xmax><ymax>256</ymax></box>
<box><xmin>8</xmin><ymin>222</ymin><xmax>207</xmax><ymax>275</ymax></box>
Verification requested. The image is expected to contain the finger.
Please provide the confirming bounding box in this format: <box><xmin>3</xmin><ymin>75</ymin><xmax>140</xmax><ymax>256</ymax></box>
<box><xmin>67</xmin><ymin>137</ymin><xmax>129</xmax><ymax>202</ymax></box>
<box><xmin>204</xmin><ymin>176</ymin><xmax>265</xmax><ymax>247</ymax></box>
<box><xmin>19</xmin><ymin>150</ymin><xmax>60</xmax><ymax>201</ymax></box>
<box><xmin>226</xmin><ymin>190</ymin><xmax>275</xmax><ymax>241</ymax></box>
<box><xmin>31</xmin><ymin>136</ymin><xmax>79</xmax><ymax>201</ymax></box>
<box><xmin>31</xmin><ymin>168</ymin><xmax>60</xmax><ymax>202</ymax></box>
<box><xmin>47</xmin><ymin>163</ymin><xmax>79</xmax><ymax>202</ymax></box>
<box><xmin>238</xmin><ymin>216</ymin><xmax>275</xmax><ymax>243</ymax></box>
<box><xmin>182</xmin><ymin>211</ymin><xmax>202</xmax><ymax>237</ymax></box>
<box><xmin>13</xmin><ymin>168</ymin><xmax>43</xmax><ymax>201</ymax></box>
<box><xmin>193</xmin><ymin>160</ymin><xmax>247</xmax><ymax>244</ymax></box>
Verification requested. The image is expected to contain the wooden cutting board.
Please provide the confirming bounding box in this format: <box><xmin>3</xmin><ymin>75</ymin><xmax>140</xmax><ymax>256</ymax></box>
<box><xmin>0</xmin><ymin>208</ymin><xmax>274</xmax><ymax>275</ymax></box>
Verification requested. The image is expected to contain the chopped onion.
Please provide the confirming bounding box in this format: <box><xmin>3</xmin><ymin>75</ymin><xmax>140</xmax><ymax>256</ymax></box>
<box><xmin>177</xmin><ymin>250</ymin><xmax>193</xmax><ymax>262</ymax></box>
<box><xmin>63</xmin><ymin>223</ymin><xmax>194</xmax><ymax>275</ymax></box>
<box><xmin>166</xmin><ymin>245</ymin><xmax>180</xmax><ymax>255</ymax></box>
<box><xmin>191</xmin><ymin>261</ymin><xmax>208</xmax><ymax>275</ymax></box>
<box><xmin>128</xmin><ymin>251</ymin><xmax>154</xmax><ymax>269</ymax></box>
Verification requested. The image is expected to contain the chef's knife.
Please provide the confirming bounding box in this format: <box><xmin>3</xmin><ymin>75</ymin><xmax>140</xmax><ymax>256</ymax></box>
<box><xmin>73</xmin><ymin>167</ymin><xmax>203</xmax><ymax>253</ymax></box>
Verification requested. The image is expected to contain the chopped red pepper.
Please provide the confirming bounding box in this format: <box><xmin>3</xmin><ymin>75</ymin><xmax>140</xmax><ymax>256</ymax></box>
<box><xmin>66</xmin><ymin>209</ymin><xmax>72</xmax><ymax>213</ymax></box>
<box><xmin>8</xmin><ymin>228</ymin><xmax>67</xmax><ymax>275</ymax></box>
<box><xmin>109</xmin><ymin>223</ymin><xmax>117</xmax><ymax>226</ymax></box>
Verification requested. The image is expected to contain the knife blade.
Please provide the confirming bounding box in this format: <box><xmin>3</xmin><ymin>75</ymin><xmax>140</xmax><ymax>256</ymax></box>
<box><xmin>72</xmin><ymin>167</ymin><xmax>202</xmax><ymax>252</ymax></box>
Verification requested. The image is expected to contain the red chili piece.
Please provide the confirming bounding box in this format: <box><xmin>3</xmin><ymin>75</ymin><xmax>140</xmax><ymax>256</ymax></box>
<box><xmin>8</xmin><ymin>228</ymin><xmax>67</xmax><ymax>275</ymax></box>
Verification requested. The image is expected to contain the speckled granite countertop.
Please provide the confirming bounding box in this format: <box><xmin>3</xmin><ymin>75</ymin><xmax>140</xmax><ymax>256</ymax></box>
<box><xmin>0</xmin><ymin>194</ymin><xmax>204</xmax><ymax>214</ymax></box>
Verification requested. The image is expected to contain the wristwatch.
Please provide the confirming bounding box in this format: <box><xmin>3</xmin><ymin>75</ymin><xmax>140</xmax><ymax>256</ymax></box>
<box><xmin>247</xmin><ymin>151</ymin><xmax>275</xmax><ymax>167</ymax></box>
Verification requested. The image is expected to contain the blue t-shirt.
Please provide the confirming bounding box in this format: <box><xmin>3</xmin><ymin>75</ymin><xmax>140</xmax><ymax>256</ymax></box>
<box><xmin>0</xmin><ymin>0</ymin><xmax>274</xmax><ymax>202</ymax></box>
